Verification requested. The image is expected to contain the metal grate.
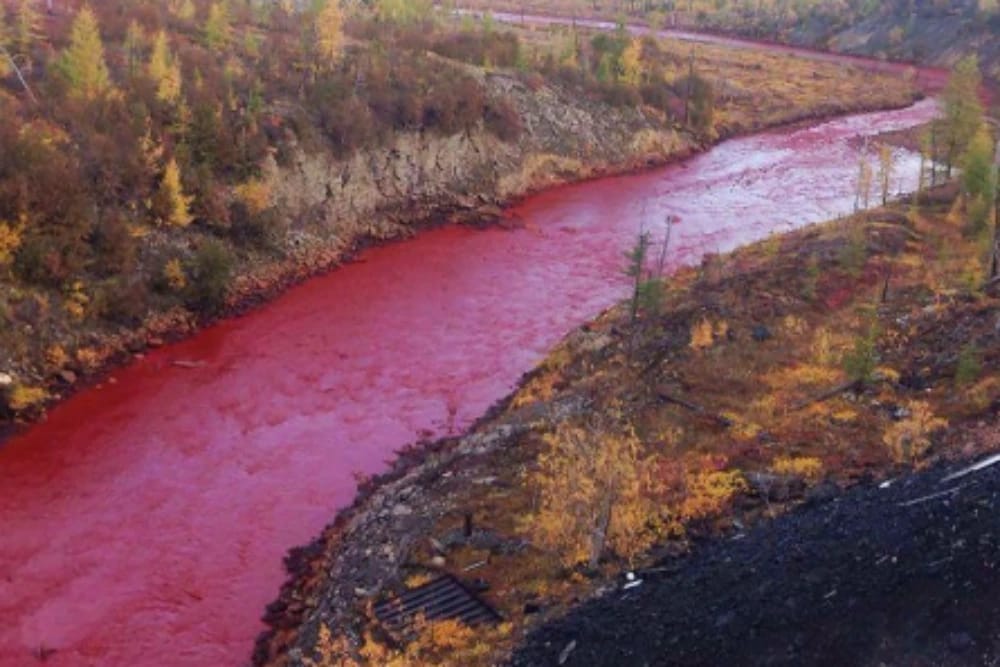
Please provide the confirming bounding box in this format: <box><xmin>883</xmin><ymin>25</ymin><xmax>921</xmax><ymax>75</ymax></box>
<box><xmin>373</xmin><ymin>574</ymin><xmax>501</xmax><ymax>634</ymax></box>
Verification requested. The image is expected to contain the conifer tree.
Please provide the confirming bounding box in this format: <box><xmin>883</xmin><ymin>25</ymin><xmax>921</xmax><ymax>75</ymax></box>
<box><xmin>204</xmin><ymin>2</ymin><xmax>231</xmax><ymax>50</ymax></box>
<box><xmin>619</xmin><ymin>38</ymin><xmax>642</xmax><ymax>86</ymax></box>
<box><xmin>0</xmin><ymin>5</ymin><xmax>10</xmax><ymax>77</ymax></box>
<box><xmin>314</xmin><ymin>0</ymin><xmax>344</xmax><ymax>68</ymax></box>
<box><xmin>124</xmin><ymin>20</ymin><xmax>145</xmax><ymax>78</ymax></box>
<box><xmin>16</xmin><ymin>0</ymin><xmax>44</xmax><ymax>55</ymax></box>
<box><xmin>59</xmin><ymin>5</ymin><xmax>113</xmax><ymax>100</ymax></box>
<box><xmin>149</xmin><ymin>30</ymin><xmax>182</xmax><ymax>103</ymax></box>
<box><xmin>942</xmin><ymin>56</ymin><xmax>984</xmax><ymax>177</ymax></box>
<box><xmin>159</xmin><ymin>158</ymin><xmax>194</xmax><ymax>228</ymax></box>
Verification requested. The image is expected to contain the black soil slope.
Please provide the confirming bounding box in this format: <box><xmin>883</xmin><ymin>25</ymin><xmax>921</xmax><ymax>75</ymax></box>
<box><xmin>512</xmin><ymin>455</ymin><xmax>1000</xmax><ymax>667</ymax></box>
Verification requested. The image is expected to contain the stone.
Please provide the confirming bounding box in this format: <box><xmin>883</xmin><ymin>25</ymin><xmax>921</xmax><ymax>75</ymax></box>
<box><xmin>752</xmin><ymin>324</ymin><xmax>772</xmax><ymax>342</ymax></box>
<box><xmin>390</xmin><ymin>504</ymin><xmax>413</xmax><ymax>517</ymax></box>
<box><xmin>0</xmin><ymin>372</ymin><xmax>13</xmax><ymax>387</ymax></box>
<box><xmin>59</xmin><ymin>370</ymin><xmax>78</xmax><ymax>385</ymax></box>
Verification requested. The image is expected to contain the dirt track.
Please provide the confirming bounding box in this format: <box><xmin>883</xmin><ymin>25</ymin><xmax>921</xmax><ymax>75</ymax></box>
<box><xmin>513</xmin><ymin>445</ymin><xmax>1000</xmax><ymax>667</ymax></box>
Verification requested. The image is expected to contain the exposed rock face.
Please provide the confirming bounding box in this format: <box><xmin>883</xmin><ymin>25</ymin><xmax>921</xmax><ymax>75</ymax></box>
<box><xmin>260</xmin><ymin>72</ymin><xmax>688</xmax><ymax>254</ymax></box>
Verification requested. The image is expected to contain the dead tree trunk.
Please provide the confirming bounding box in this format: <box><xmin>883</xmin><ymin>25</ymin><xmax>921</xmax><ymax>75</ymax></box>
<box><xmin>0</xmin><ymin>46</ymin><xmax>38</xmax><ymax>104</ymax></box>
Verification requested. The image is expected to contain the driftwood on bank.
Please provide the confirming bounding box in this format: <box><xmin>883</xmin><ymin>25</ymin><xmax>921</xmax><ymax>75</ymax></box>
<box><xmin>656</xmin><ymin>387</ymin><xmax>732</xmax><ymax>427</ymax></box>
<box><xmin>791</xmin><ymin>379</ymin><xmax>861</xmax><ymax>411</ymax></box>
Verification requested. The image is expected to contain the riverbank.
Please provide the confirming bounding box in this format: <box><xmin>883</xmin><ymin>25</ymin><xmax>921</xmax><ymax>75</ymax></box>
<box><xmin>0</xmin><ymin>22</ymin><xmax>921</xmax><ymax>440</ymax></box>
<box><xmin>256</xmin><ymin>184</ymin><xmax>999</xmax><ymax>665</ymax></box>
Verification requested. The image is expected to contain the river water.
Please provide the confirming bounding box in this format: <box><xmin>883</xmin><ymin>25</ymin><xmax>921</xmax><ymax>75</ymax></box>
<box><xmin>0</xmin><ymin>96</ymin><xmax>939</xmax><ymax>665</ymax></box>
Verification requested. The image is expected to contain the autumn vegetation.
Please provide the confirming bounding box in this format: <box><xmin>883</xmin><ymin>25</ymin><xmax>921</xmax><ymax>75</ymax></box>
<box><xmin>0</xmin><ymin>0</ymin><xmax>920</xmax><ymax>424</ymax></box>
<box><xmin>270</xmin><ymin>59</ymin><xmax>998</xmax><ymax>666</ymax></box>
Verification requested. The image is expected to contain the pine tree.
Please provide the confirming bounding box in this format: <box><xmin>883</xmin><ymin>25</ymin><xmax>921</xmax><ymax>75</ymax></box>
<box><xmin>159</xmin><ymin>158</ymin><xmax>194</xmax><ymax>228</ymax></box>
<box><xmin>204</xmin><ymin>2</ymin><xmax>231</xmax><ymax>50</ymax></box>
<box><xmin>149</xmin><ymin>31</ymin><xmax>182</xmax><ymax>103</ymax></box>
<box><xmin>961</xmin><ymin>124</ymin><xmax>996</xmax><ymax>237</ymax></box>
<box><xmin>314</xmin><ymin>0</ymin><xmax>344</xmax><ymax>68</ymax></box>
<box><xmin>961</xmin><ymin>124</ymin><xmax>995</xmax><ymax>201</ymax></box>
<box><xmin>16</xmin><ymin>0</ymin><xmax>44</xmax><ymax>55</ymax></box>
<box><xmin>59</xmin><ymin>5</ymin><xmax>113</xmax><ymax>100</ymax></box>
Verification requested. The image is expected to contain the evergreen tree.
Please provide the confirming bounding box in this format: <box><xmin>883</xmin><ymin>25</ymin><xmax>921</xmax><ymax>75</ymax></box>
<box><xmin>961</xmin><ymin>125</ymin><xmax>995</xmax><ymax>201</ymax></box>
<box><xmin>59</xmin><ymin>5</ymin><xmax>113</xmax><ymax>100</ymax></box>
<box><xmin>941</xmin><ymin>56</ymin><xmax>984</xmax><ymax>177</ymax></box>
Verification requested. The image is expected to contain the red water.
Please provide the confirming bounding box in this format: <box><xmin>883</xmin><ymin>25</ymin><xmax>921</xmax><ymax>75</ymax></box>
<box><xmin>0</xmin><ymin>99</ymin><xmax>939</xmax><ymax>666</ymax></box>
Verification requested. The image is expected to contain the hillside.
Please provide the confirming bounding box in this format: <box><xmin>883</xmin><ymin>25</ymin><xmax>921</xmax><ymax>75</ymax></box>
<box><xmin>256</xmin><ymin>178</ymin><xmax>999</xmax><ymax>665</ymax></box>
<box><xmin>462</xmin><ymin>0</ymin><xmax>1000</xmax><ymax>87</ymax></box>
<box><xmin>0</xmin><ymin>1</ymin><xmax>919</xmax><ymax>431</ymax></box>
<box><xmin>694</xmin><ymin>0</ymin><xmax>1000</xmax><ymax>86</ymax></box>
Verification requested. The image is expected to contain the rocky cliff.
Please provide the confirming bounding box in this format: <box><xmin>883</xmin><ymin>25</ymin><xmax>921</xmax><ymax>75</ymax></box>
<box><xmin>259</xmin><ymin>71</ymin><xmax>685</xmax><ymax>257</ymax></box>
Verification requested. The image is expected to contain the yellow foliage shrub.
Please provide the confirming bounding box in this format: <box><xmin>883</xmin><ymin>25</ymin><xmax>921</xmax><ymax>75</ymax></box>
<box><xmin>874</xmin><ymin>366</ymin><xmax>901</xmax><ymax>383</ymax></box>
<box><xmin>75</xmin><ymin>347</ymin><xmax>102</xmax><ymax>371</ymax></box>
<box><xmin>781</xmin><ymin>314</ymin><xmax>808</xmax><ymax>337</ymax></box>
<box><xmin>832</xmin><ymin>407</ymin><xmax>858</xmax><ymax>423</ymax></box>
<box><xmin>525</xmin><ymin>420</ymin><xmax>668</xmax><ymax>566</ymax></box>
<box><xmin>679</xmin><ymin>469</ymin><xmax>746</xmax><ymax>521</ymax></box>
<box><xmin>64</xmin><ymin>283</ymin><xmax>89</xmax><ymax>321</ymax></box>
<box><xmin>234</xmin><ymin>178</ymin><xmax>272</xmax><ymax>215</ymax></box>
<box><xmin>163</xmin><ymin>258</ymin><xmax>187</xmax><ymax>292</ymax></box>
<box><xmin>811</xmin><ymin>327</ymin><xmax>841</xmax><ymax>366</ymax></box>
<box><xmin>404</xmin><ymin>572</ymin><xmax>435</xmax><ymax>589</ymax></box>
<box><xmin>308</xmin><ymin>615</ymin><xmax>507</xmax><ymax>667</ymax></box>
<box><xmin>722</xmin><ymin>412</ymin><xmax>760</xmax><ymax>440</ymax></box>
<box><xmin>770</xmin><ymin>456</ymin><xmax>823</xmax><ymax>480</ymax></box>
<box><xmin>0</xmin><ymin>218</ymin><xmax>23</xmax><ymax>265</ymax></box>
<box><xmin>510</xmin><ymin>370</ymin><xmax>558</xmax><ymax>409</ymax></box>
<box><xmin>7</xmin><ymin>384</ymin><xmax>49</xmax><ymax>412</ymax></box>
<box><xmin>764</xmin><ymin>364</ymin><xmax>843</xmax><ymax>391</ymax></box>
<box><xmin>45</xmin><ymin>345</ymin><xmax>70</xmax><ymax>369</ymax></box>
<box><xmin>883</xmin><ymin>401</ymin><xmax>948</xmax><ymax>464</ymax></box>
<box><xmin>965</xmin><ymin>377</ymin><xmax>1000</xmax><ymax>412</ymax></box>
<box><xmin>689</xmin><ymin>317</ymin><xmax>715</xmax><ymax>352</ymax></box>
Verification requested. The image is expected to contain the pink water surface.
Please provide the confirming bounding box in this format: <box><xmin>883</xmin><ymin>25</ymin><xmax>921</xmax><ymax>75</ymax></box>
<box><xmin>0</xmin><ymin>98</ymin><xmax>939</xmax><ymax>666</ymax></box>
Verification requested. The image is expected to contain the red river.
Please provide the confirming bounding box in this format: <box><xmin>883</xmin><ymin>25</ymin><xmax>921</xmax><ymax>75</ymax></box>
<box><xmin>0</xmin><ymin>87</ymin><xmax>940</xmax><ymax>664</ymax></box>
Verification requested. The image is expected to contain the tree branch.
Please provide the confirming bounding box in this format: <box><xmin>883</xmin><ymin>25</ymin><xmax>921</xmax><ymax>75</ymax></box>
<box><xmin>0</xmin><ymin>46</ymin><xmax>38</xmax><ymax>105</ymax></box>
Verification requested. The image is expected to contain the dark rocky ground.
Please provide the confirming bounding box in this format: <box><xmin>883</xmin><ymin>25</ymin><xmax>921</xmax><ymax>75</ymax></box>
<box><xmin>513</xmin><ymin>443</ymin><xmax>1000</xmax><ymax>667</ymax></box>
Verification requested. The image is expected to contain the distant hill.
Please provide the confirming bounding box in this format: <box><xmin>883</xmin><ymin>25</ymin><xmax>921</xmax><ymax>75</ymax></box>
<box><xmin>693</xmin><ymin>0</ymin><xmax>1000</xmax><ymax>86</ymax></box>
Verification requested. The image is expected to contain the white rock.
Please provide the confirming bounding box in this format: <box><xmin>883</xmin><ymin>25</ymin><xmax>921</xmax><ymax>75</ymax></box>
<box><xmin>0</xmin><ymin>372</ymin><xmax>13</xmax><ymax>387</ymax></box>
